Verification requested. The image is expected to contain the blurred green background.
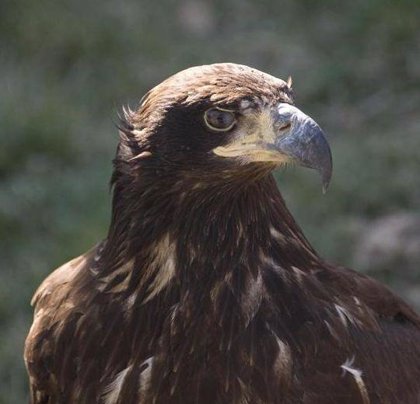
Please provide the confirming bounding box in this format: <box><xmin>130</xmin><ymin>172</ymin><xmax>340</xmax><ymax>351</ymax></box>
<box><xmin>1</xmin><ymin>0</ymin><xmax>419</xmax><ymax>401</ymax></box>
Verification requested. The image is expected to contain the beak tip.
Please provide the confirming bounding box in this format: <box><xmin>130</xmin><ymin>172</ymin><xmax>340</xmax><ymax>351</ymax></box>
<box><xmin>321</xmin><ymin>158</ymin><xmax>332</xmax><ymax>194</ymax></box>
<box><xmin>322</xmin><ymin>178</ymin><xmax>330</xmax><ymax>194</ymax></box>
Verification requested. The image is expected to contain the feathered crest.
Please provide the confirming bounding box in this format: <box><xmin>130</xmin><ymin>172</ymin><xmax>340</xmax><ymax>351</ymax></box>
<box><xmin>116</xmin><ymin>105</ymin><xmax>136</xmax><ymax>138</ymax></box>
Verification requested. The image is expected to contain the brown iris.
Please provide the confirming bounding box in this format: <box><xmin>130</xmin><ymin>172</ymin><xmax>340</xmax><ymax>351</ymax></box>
<box><xmin>204</xmin><ymin>108</ymin><xmax>236</xmax><ymax>132</ymax></box>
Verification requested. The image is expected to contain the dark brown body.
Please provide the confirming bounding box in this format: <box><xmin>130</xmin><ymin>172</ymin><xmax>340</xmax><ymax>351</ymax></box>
<box><xmin>25</xmin><ymin>64</ymin><xmax>420</xmax><ymax>404</ymax></box>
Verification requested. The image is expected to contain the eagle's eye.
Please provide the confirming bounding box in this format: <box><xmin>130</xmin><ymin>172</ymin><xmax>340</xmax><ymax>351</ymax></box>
<box><xmin>204</xmin><ymin>108</ymin><xmax>236</xmax><ymax>132</ymax></box>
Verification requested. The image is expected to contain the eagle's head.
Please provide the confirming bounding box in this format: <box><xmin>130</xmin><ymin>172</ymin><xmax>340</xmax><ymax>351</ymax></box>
<box><xmin>118</xmin><ymin>63</ymin><xmax>332</xmax><ymax>191</ymax></box>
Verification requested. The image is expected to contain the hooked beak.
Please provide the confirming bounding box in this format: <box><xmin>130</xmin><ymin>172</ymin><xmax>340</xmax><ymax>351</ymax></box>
<box><xmin>213</xmin><ymin>102</ymin><xmax>333</xmax><ymax>192</ymax></box>
<box><xmin>273</xmin><ymin>103</ymin><xmax>332</xmax><ymax>192</ymax></box>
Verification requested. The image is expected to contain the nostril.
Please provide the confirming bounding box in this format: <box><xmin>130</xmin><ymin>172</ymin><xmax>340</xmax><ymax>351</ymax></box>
<box><xmin>278</xmin><ymin>122</ymin><xmax>291</xmax><ymax>131</ymax></box>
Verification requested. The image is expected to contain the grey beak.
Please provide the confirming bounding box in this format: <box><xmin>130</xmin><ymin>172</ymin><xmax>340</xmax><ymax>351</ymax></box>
<box><xmin>274</xmin><ymin>103</ymin><xmax>333</xmax><ymax>192</ymax></box>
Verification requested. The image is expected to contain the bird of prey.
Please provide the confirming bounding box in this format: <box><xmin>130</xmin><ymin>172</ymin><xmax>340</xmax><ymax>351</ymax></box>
<box><xmin>25</xmin><ymin>63</ymin><xmax>420</xmax><ymax>404</ymax></box>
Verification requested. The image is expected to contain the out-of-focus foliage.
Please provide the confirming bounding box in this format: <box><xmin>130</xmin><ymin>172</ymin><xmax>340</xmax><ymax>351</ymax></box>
<box><xmin>1</xmin><ymin>0</ymin><xmax>419</xmax><ymax>401</ymax></box>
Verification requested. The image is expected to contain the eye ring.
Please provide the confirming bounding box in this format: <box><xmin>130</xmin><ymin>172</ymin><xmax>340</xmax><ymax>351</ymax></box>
<box><xmin>204</xmin><ymin>107</ymin><xmax>236</xmax><ymax>132</ymax></box>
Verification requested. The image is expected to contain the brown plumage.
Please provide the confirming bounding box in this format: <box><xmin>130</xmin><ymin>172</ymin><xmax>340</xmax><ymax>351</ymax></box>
<box><xmin>25</xmin><ymin>63</ymin><xmax>420</xmax><ymax>404</ymax></box>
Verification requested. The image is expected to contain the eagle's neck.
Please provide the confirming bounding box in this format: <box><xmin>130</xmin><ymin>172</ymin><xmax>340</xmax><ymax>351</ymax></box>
<box><xmin>101</xmin><ymin>172</ymin><xmax>320</xmax><ymax>299</ymax></box>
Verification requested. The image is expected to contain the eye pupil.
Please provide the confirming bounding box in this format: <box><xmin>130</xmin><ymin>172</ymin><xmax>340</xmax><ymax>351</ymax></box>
<box><xmin>204</xmin><ymin>108</ymin><xmax>236</xmax><ymax>131</ymax></box>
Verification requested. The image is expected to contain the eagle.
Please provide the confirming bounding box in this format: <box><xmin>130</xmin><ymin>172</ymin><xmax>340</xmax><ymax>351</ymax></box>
<box><xmin>25</xmin><ymin>63</ymin><xmax>420</xmax><ymax>404</ymax></box>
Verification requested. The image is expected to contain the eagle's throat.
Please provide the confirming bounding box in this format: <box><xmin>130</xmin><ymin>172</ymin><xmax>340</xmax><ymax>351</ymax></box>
<box><xmin>100</xmin><ymin>172</ymin><xmax>320</xmax><ymax>303</ymax></box>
